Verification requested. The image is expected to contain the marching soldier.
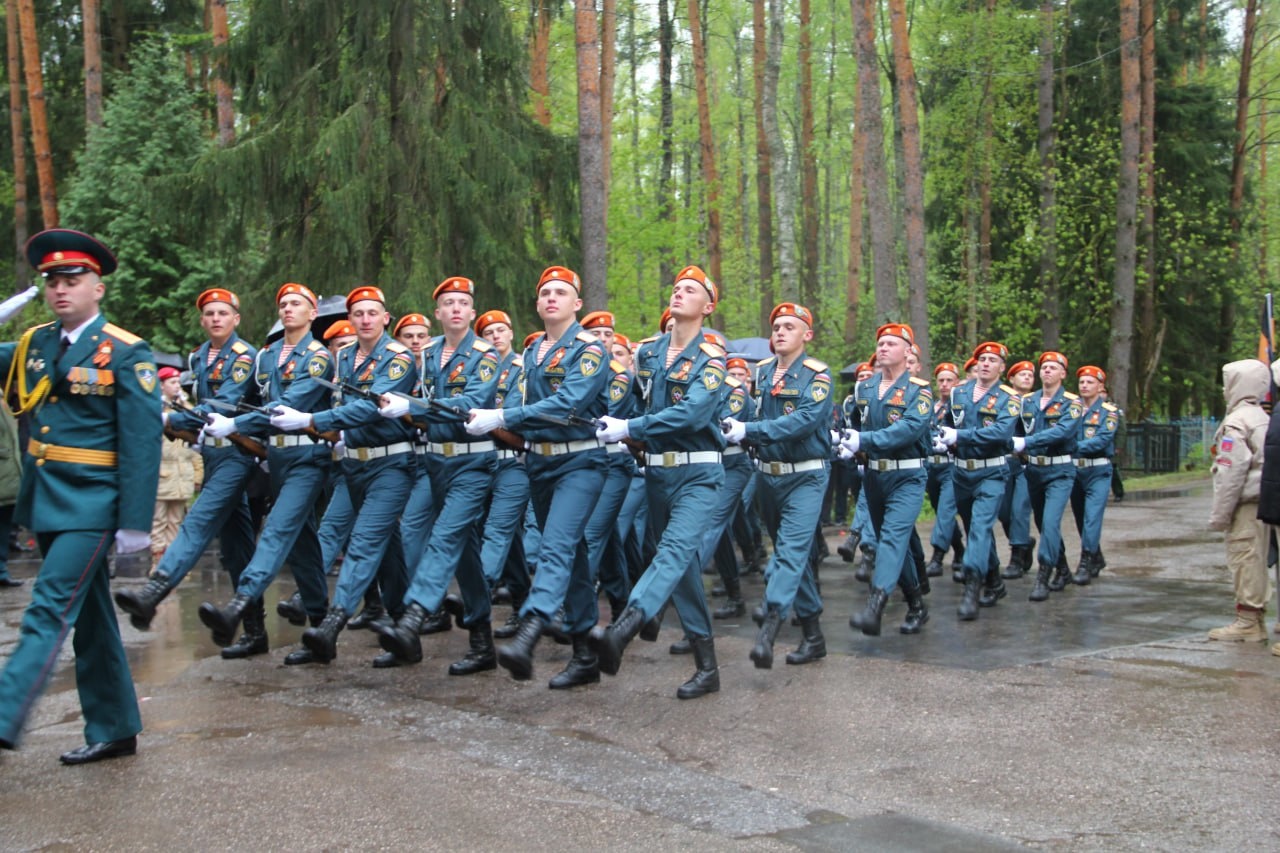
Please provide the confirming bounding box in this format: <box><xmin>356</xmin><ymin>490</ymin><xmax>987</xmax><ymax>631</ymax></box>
<box><xmin>0</xmin><ymin>229</ymin><xmax>162</xmax><ymax>764</ymax></box>
<box><xmin>1070</xmin><ymin>366</ymin><xmax>1120</xmax><ymax>580</ymax></box>
<box><xmin>998</xmin><ymin>360</ymin><xmax>1036</xmax><ymax>581</ymax></box>
<box><xmin>924</xmin><ymin>362</ymin><xmax>964</xmax><ymax>577</ymax></box>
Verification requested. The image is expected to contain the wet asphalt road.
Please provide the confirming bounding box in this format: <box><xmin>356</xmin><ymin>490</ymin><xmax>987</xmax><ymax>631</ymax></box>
<box><xmin>1</xmin><ymin>479</ymin><xmax>1277</xmax><ymax>851</ymax></box>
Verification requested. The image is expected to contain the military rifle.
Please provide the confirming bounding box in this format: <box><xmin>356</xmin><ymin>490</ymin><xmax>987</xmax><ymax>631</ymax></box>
<box><xmin>200</xmin><ymin>397</ymin><xmax>339</xmax><ymax>446</ymax></box>
<box><xmin>170</xmin><ymin>397</ymin><xmax>268</xmax><ymax>461</ymax></box>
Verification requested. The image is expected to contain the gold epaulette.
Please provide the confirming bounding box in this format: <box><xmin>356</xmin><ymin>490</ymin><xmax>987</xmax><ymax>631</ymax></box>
<box><xmin>910</xmin><ymin>376</ymin><xmax>931</xmax><ymax>387</ymax></box>
<box><xmin>386</xmin><ymin>340</ymin><xmax>410</xmax><ymax>354</ymax></box>
<box><xmin>231</xmin><ymin>340</ymin><xmax>250</xmax><ymax>354</ymax></box>
<box><xmin>700</xmin><ymin>341</ymin><xmax>725</xmax><ymax>358</ymax></box>
<box><xmin>639</xmin><ymin>334</ymin><xmax>660</xmax><ymax>345</ymax></box>
<box><xmin>757</xmin><ymin>355</ymin><xmax>777</xmax><ymax>367</ymax></box>
<box><xmin>512</xmin><ymin>354</ymin><xmax>524</xmax><ymax>367</ymax></box>
<box><xmin>1063</xmin><ymin>390</ymin><xmax>1079</xmax><ymax>400</ymax></box>
<box><xmin>725</xmin><ymin>376</ymin><xmax>743</xmax><ymax>389</ymax></box>
<box><xmin>1102</xmin><ymin>401</ymin><xmax>1119</xmax><ymax>412</ymax></box>
<box><xmin>610</xmin><ymin>359</ymin><xmax>626</xmax><ymax>374</ymax></box>
<box><xmin>1000</xmin><ymin>384</ymin><xmax>1017</xmax><ymax>395</ymax></box>
<box><xmin>802</xmin><ymin>357</ymin><xmax>828</xmax><ymax>373</ymax></box>
<box><xmin>102</xmin><ymin>323</ymin><xmax>142</xmax><ymax>346</ymax></box>
<box><xmin>576</xmin><ymin>331</ymin><xmax>598</xmax><ymax>344</ymax></box>
<box><xmin>306</xmin><ymin>340</ymin><xmax>324</xmax><ymax>352</ymax></box>
<box><xmin>472</xmin><ymin>338</ymin><xmax>494</xmax><ymax>352</ymax></box>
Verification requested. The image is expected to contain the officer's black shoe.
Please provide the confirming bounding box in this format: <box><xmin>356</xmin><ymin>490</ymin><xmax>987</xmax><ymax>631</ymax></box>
<box><xmin>750</xmin><ymin>606</ymin><xmax>783</xmax><ymax>669</ymax></box>
<box><xmin>115</xmin><ymin>574</ymin><xmax>172</xmax><ymax>630</ymax></box>
<box><xmin>854</xmin><ymin>549</ymin><xmax>875</xmax><ymax>583</ymax></box>
<box><xmin>1002</xmin><ymin>545</ymin><xmax>1028</xmax><ymax>580</ymax></box>
<box><xmin>301</xmin><ymin>607</ymin><xmax>348</xmax><ymax>664</ymax></box>
<box><xmin>837</xmin><ymin>531</ymin><xmax>861</xmax><ymax>563</ymax></box>
<box><xmin>221</xmin><ymin>598</ymin><xmax>268</xmax><ymax>659</ymax></box>
<box><xmin>1048</xmin><ymin>554</ymin><xmax>1071</xmax><ymax>592</ymax></box>
<box><xmin>1028</xmin><ymin>564</ymin><xmax>1052</xmax><ymax>602</ymax></box>
<box><xmin>497</xmin><ymin>613</ymin><xmax>546</xmax><ymax>681</ymax></box>
<box><xmin>1072</xmin><ymin>552</ymin><xmax>1093</xmax><ymax>586</ymax></box>
<box><xmin>925</xmin><ymin>547</ymin><xmax>946</xmax><ymax>578</ymax></box>
<box><xmin>371</xmin><ymin>652</ymin><xmax>407</xmax><ymax>668</ymax></box>
<box><xmin>588</xmin><ymin>605</ymin><xmax>645</xmax><ymax>676</ymax></box>
<box><xmin>59</xmin><ymin>736</ymin><xmax>137</xmax><ymax>766</ymax></box>
<box><xmin>348</xmin><ymin>601</ymin><xmax>389</xmax><ymax>631</ymax></box>
<box><xmin>677</xmin><ymin>636</ymin><xmax>720</xmax><ymax>699</ymax></box>
<box><xmin>548</xmin><ymin>632</ymin><xmax>599</xmax><ymax>689</ymax></box>
<box><xmin>493</xmin><ymin>609</ymin><xmax>522</xmax><ymax>639</ymax></box>
<box><xmin>849</xmin><ymin>587</ymin><xmax>888</xmax><ymax>636</ymax></box>
<box><xmin>450</xmin><ymin>623</ymin><xmax>498</xmax><ymax>676</ymax></box>
<box><xmin>418</xmin><ymin>608</ymin><xmax>452</xmax><ymax>635</ymax></box>
<box><xmin>668</xmin><ymin>637</ymin><xmax>692</xmax><ymax>655</ymax></box>
<box><xmin>786</xmin><ymin>615</ymin><xmax>826</xmax><ymax>664</ymax></box>
<box><xmin>1090</xmin><ymin>548</ymin><xmax>1106</xmax><ymax>577</ymax></box>
<box><xmin>276</xmin><ymin>591</ymin><xmax>307</xmax><ymax>626</ymax></box>
<box><xmin>713</xmin><ymin>597</ymin><xmax>745</xmax><ymax>619</ymax></box>
<box><xmin>199</xmin><ymin>592</ymin><xmax>251</xmax><ymax>647</ymax></box>
<box><xmin>978</xmin><ymin>574</ymin><xmax>1007</xmax><ymax>608</ymax></box>
<box><xmin>900</xmin><ymin>585</ymin><xmax>929</xmax><ymax>634</ymax></box>
<box><xmin>376</xmin><ymin>601</ymin><xmax>427</xmax><ymax>664</ymax></box>
<box><xmin>542</xmin><ymin>606</ymin><xmax>571</xmax><ymax>645</ymax></box>
<box><xmin>957</xmin><ymin>574</ymin><xmax>981</xmax><ymax>621</ymax></box>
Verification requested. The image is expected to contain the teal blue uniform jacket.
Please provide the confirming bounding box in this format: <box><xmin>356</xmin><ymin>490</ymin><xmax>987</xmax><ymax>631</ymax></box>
<box><xmin>948</xmin><ymin>380</ymin><xmax>1019</xmax><ymax>459</ymax></box>
<box><xmin>171</xmin><ymin>333</ymin><xmax>261</xmax><ymax>436</ymax></box>
<box><xmin>628</xmin><ymin>334</ymin><xmax>727</xmax><ymax>450</ymax></box>
<box><xmin>1019</xmin><ymin>387</ymin><xmax>1083</xmax><ymax>456</ymax></box>
<box><xmin>234</xmin><ymin>333</ymin><xmax>333</xmax><ymax>448</ymax></box>
<box><xmin>415</xmin><ymin>330</ymin><xmax>501</xmax><ymax>440</ymax></box>
<box><xmin>505</xmin><ymin>324</ymin><xmax>609</xmax><ymax>439</ymax></box>
<box><xmin>312</xmin><ymin>333</ymin><xmax>418</xmax><ymax>447</ymax></box>
<box><xmin>851</xmin><ymin>372</ymin><xmax>934</xmax><ymax>459</ymax></box>
<box><xmin>0</xmin><ymin>315</ymin><xmax>162</xmax><ymax>531</ymax></box>
<box><xmin>744</xmin><ymin>354</ymin><xmax>834</xmax><ymax>461</ymax></box>
<box><xmin>1076</xmin><ymin>398</ymin><xmax>1120</xmax><ymax>458</ymax></box>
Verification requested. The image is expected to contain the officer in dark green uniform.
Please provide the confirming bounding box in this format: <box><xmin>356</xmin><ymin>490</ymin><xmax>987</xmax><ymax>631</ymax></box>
<box><xmin>0</xmin><ymin>229</ymin><xmax>162</xmax><ymax>764</ymax></box>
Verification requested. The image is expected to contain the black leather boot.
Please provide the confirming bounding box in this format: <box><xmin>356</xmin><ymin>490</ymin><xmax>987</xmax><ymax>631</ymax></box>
<box><xmin>677</xmin><ymin>636</ymin><xmax>720</xmax><ymax>698</ymax></box>
<box><xmin>900</xmin><ymin>585</ymin><xmax>929</xmax><ymax>634</ymax></box>
<box><xmin>786</xmin><ymin>615</ymin><xmax>826</xmax><ymax>664</ymax></box>
<box><xmin>419</xmin><ymin>608</ymin><xmax>452</xmax><ymax>635</ymax></box>
<box><xmin>494</xmin><ymin>590</ymin><xmax>526</xmax><ymax>639</ymax></box>
<box><xmin>587</xmin><ymin>605</ymin><xmax>645</xmax><ymax>676</ymax></box>
<box><xmin>1002</xmin><ymin>546</ymin><xmax>1028</xmax><ymax>579</ymax></box>
<box><xmin>849</xmin><ymin>587</ymin><xmax>889</xmax><ymax>636</ymax></box>
<box><xmin>221</xmin><ymin>597</ymin><xmax>268</xmax><ymax>659</ymax></box>
<box><xmin>668</xmin><ymin>637</ymin><xmax>692</xmax><ymax>654</ymax></box>
<box><xmin>639</xmin><ymin>601</ymin><xmax>667</xmax><ymax>642</ymax></box>
<box><xmin>957</xmin><ymin>574</ymin><xmax>981</xmax><ymax>620</ymax></box>
<box><xmin>1072</xmin><ymin>551</ymin><xmax>1092</xmax><ymax>586</ymax></box>
<box><xmin>750</xmin><ymin>606</ymin><xmax>784</xmax><ymax>669</ymax></box>
<box><xmin>548</xmin><ymin>632</ymin><xmax>599</xmax><ymax>688</ymax></box>
<box><xmin>497</xmin><ymin>613</ymin><xmax>546</xmax><ymax>680</ymax></box>
<box><xmin>979</xmin><ymin>571</ymin><xmax>1007</xmax><ymax>607</ymax></box>
<box><xmin>284</xmin><ymin>613</ymin><xmax>326</xmax><ymax>665</ymax></box>
<box><xmin>198</xmin><ymin>592</ymin><xmax>251</xmax><ymax>647</ymax></box>
<box><xmin>348</xmin><ymin>587</ymin><xmax>389</xmax><ymax>631</ymax></box>
<box><xmin>376</xmin><ymin>601</ymin><xmax>427</xmax><ymax>664</ymax></box>
<box><xmin>1089</xmin><ymin>548</ymin><xmax>1106</xmax><ymax>577</ymax></box>
<box><xmin>925</xmin><ymin>547</ymin><xmax>946</xmax><ymax>578</ymax></box>
<box><xmin>1028</xmin><ymin>563</ymin><xmax>1052</xmax><ymax>602</ymax></box>
<box><xmin>276</xmin><ymin>590</ymin><xmax>307</xmax><ymax>626</ymax></box>
<box><xmin>836</xmin><ymin>530</ymin><xmax>861</xmax><ymax>562</ymax></box>
<box><xmin>751</xmin><ymin>599</ymin><xmax>768</xmax><ymax>626</ymax></box>
<box><xmin>855</xmin><ymin>548</ymin><xmax>875</xmax><ymax>583</ymax></box>
<box><xmin>952</xmin><ymin>562</ymin><xmax>966</xmax><ymax>584</ymax></box>
<box><xmin>541</xmin><ymin>606</ymin><xmax>571</xmax><ymax>645</ymax></box>
<box><xmin>450</xmin><ymin>622</ymin><xmax>498</xmax><ymax>676</ymax></box>
<box><xmin>301</xmin><ymin>606</ymin><xmax>348</xmax><ymax>664</ymax></box>
<box><xmin>713</xmin><ymin>573</ymin><xmax>745</xmax><ymax>619</ymax></box>
<box><xmin>114</xmin><ymin>574</ymin><xmax>172</xmax><ymax>630</ymax></box>
<box><xmin>1048</xmin><ymin>552</ymin><xmax>1071</xmax><ymax>591</ymax></box>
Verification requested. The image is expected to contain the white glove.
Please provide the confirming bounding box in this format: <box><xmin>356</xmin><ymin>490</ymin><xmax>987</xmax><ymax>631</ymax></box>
<box><xmin>829</xmin><ymin>430</ymin><xmax>840</xmax><ymax>446</ymax></box>
<box><xmin>333</xmin><ymin>431</ymin><xmax>346</xmax><ymax>457</ymax></box>
<box><xmin>379</xmin><ymin>395</ymin><xmax>411</xmax><ymax>419</ymax></box>
<box><xmin>938</xmin><ymin>426</ymin><xmax>957</xmax><ymax>447</ymax></box>
<box><xmin>270</xmin><ymin>405</ymin><xmax>312</xmax><ymax>431</ymax></box>
<box><xmin>837</xmin><ymin>443</ymin><xmax>856</xmax><ymax>461</ymax></box>
<box><xmin>932</xmin><ymin>439</ymin><xmax>949</xmax><ymax>455</ymax></box>
<box><xmin>205</xmin><ymin>412</ymin><xmax>239</xmax><ymax>438</ymax></box>
<box><xmin>722</xmin><ymin>418</ymin><xmax>747</xmax><ymax>444</ymax></box>
<box><xmin>597</xmin><ymin>415</ymin><xmax>630</xmax><ymax>442</ymax></box>
<box><xmin>467</xmin><ymin>408</ymin><xmax>505</xmax><ymax>436</ymax></box>
<box><xmin>0</xmin><ymin>285</ymin><xmax>38</xmax><ymax>325</ymax></box>
<box><xmin>114</xmin><ymin>528</ymin><xmax>150</xmax><ymax>554</ymax></box>
<box><xmin>839</xmin><ymin>429</ymin><xmax>861</xmax><ymax>454</ymax></box>
<box><xmin>162</xmin><ymin>411</ymin><xmax>170</xmax><ymax>427</ymax></box>
<box><xmin>1012</xmin><ymin>436</ymin><xmax>1027</xmax><ymax>453</ymax></box>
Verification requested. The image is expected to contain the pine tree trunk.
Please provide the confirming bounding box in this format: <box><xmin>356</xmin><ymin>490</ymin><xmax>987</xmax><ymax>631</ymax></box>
<box><xmin>530</xmin><ymin>0</ymin><xmax>552</xmax><ymax>127</ymax></box>
<box><xmin>574</xmin><ymin>0</ymin><xmax>607</xmax><ymax>308</ymax></box>
<box><xmin>16</xmin><ymin>0</ymin><xmax>55</xmax><ymax>228</ymax></box>
<box><xmin>799</xmin><ymin>0</ymin><xmax>819</xmax><ymax>309</ymax></box>
<box><xmin>7</xmin><ymin>0</ymin><xmax>27</xmax><ymax>286</ymax></box>
<box><xmin>753</xmin><ymin>0</ymin><xmax>774</xmax><ymax>330</ymax></box>
<box><xmin>1109</xmin><ymin>0</ymin><xmax>1141</xmax><ymax>413</ymax></box>
<box><xmin>210</xmin><ymin>0</ymin><xmax>234</xmax><ymax>145</ymax></box>
<box><xmin>764</xmin><ymin>0</ymin><xmax>797</xmax><ymax>301</ymax></box>
<box><xmin>687</xmin><ymin>0</ymin><xmax>721</xmax><ymax>290</ymax></box>
<box><xmin>82</xmin><ymin>0</ymin><xmax>103</xmax><ymax>128</ymax></box>
<box><xmin>888</xmin><ymin>0</ymin><xmax>928</xmax><ymax>364</ymax></box>
<box><xmin>600</xmin><ymin>0</ymin><xmax>616</xmax><ymax>199</ymax></box>
<box><xmin>1225</xmin><ymin>0</ymin><xmax>1258</xmax><ymax>372</ymax></box>
<box><xmin>853</xmin><ymin>0</ymin><xmax>894</xmax><ymax>321</ymax></box>
<box><xmin>657</xmin><ymin>0</ymin><xmax>674</xmax><ymax>288</ymax></box>
<box><xmin>1136</xmin><ymin>0</ymin><xmax>1156</xmax><ymax>417</ymax></box>
<box><xmin>1038</xmin><ymin>0</ymin><xmax>1059</xmax><ymax>349</ymax></box>
<box><xmin>846</xmin><ymin>72</ymin><xmax>865</xmax><ymax>349</ymax></box>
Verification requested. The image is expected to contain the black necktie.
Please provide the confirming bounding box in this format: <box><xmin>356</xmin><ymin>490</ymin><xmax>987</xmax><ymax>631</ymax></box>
<box><xmin>58</xmin><ymin>334</ymin><xmax>71</xmax><ymax>361</ymax></box>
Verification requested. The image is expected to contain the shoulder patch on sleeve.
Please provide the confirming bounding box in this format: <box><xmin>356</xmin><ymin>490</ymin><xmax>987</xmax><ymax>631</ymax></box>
<box><xmin>231</xmin><ymin>340</ymin><xmax>250</xmax><ymax>354</ymax></box>
<box><xmin>472</xmin><ymin>339</ymin><xmax>494</xmax><ymax>352</ymax></box>
<box><xmin>102</xmin><ymin>323</ymin><xmax>142</xmax><ymax>346</ymax></box>
<box><xmin>910</xmin><ymin>376</ymin><xmax>931</xmax><ymax>387</ymax></box>
<box><xmin>802</xmin><ymin>357</ymin><xmax>828</xmax><ymax>372</ymax></box>
<box><xmin>700</xmin><ymin>341</ymin><xmax>726</xmax><ymax>358</ymax></box>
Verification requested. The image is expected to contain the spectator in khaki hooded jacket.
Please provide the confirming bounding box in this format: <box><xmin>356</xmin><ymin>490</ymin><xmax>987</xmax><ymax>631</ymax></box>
<box><xmin>1207</xmin><ymin>359</ymin><xmax>1272</xmax><ymax>642</ymax></box>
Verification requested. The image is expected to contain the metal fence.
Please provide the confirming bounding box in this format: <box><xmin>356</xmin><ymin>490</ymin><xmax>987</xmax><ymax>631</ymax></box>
<box><xmin>1118</xmin><ymin>417</ymin><xmax>1217</xmax><ymax>473</ymax></box>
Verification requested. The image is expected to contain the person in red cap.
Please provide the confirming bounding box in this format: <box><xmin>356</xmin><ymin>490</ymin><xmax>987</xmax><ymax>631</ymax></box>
<box><xmin>0</xmin><ymin>228</ymin><xmax>162</xmax><ymax>764</ymax></box>
<box><xmin>1070</xmin><ymin>365</ymin><xmax>1120</xmax><ymax>580</ymax></box>
<box><xmin>196</xmin><ymin>282</ymin><xmax>337</xmax><ymax>662</ymax></box>
<box><xmin>723</xmin><ymin>302</ymin><xmax>833</xmax><ymax>669</ymax></box>
<box><xmin>149</xmin><ymin>366</ymin><xmax>202</xmax><ymax>567</ymax></box>
<box><xmin>935</xmin><ymin>341</ymin><xmax>1019</xmax><ymax>620</ymax></box>
<box><xmin>922</xmin><ymin>361</ymin><xmax>966</xmax><ymax>578</ymax></box>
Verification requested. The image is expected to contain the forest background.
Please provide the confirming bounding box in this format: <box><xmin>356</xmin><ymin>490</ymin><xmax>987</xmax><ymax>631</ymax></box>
<box><xmin>3</xmin><ymin>0</ymin><xmax>1276</xmax><ymax>419</ymax></box>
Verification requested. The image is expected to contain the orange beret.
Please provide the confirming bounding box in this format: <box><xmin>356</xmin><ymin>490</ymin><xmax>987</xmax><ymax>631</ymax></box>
<box><xmin>1007</xmin><ymin>360</ymin><xmax>1035</xmax><ymax>378</ymax></box>
<box><xmin>538</xmin><ymin>266</ymin><xmax>581</xmax><ymax>294</ymax></box>
<box><xmin>393</xmin><ymin>313</ymin><xmax>430</xmax><ymax>337</ymax></box>
<box><xmin>972</xmin><ymin>341</ymin><xmax>1009</xmax><ymax>361</ymax></box>
<box><xmin>613</xmin><ymin>333</ymin><xmax>631</xmax><ymax>350</ymax></box>
<box><xmin>770</xmin><ymin>302</ymin><xmax>813</xmax><ymax>327</ymax></box>
<box><xmin>522</xmin><ymin>332</ymin><xmax>542</xmax><ymax>350</ymax></box>
<box><xmin>581</xmin><ymin>311</ymin><xmax>615</xmax><ymax>331</ymax></box>
<box><xmin>726</xmin><ymin>357</ymin><xmax>748</xmax><ymax>371</ymax></box>
<box><xmin>703</xmin><ymin>329</ymin><xmax>727</xmax><ymax>349</ymax></box>
<box><xmin>1039</xmin><ymin>351</ymin><xmax>1068</xmax><ymax>369</ymax></box>
<box><xmin>1077</xmin><ymin>365</ymin><xmax>1106</xmax><ymax>383</ymax></box>
<box><xmin>675</xmin><ymin>264</ymin><xmax>718</xmax><ymax>307</ymax></box>
<box><xmin>659</xmin><ymin>307</ymin><xmax>673</xmax><ymax>332</ymax></box>
<box><xmin>276</xmin><ymin>282</ymin><xmax>317</xmax><ymax>307</ymax></box>
<box><xmin>963</xmin><ymin>357</ymin><xmax>978</xmax><ymax>373</ymax></box>
<box><xmin>197</xmin><ymin>288</ymin><xmax>239</xmax><ymax>311</ymax></box>
<box><xmin>855</xmin><ymin>362</ymin><xmax>873</xmax><ymax>377</ymax></box>
<box><xmin>475</xmin><ymin>310</ymin><xmax>512</xmax><ymax>336</ymax></box>
<box><xmin>933</xmin><ymin>362</ymin><xmax>959</xmax><ymax>378</ymax></box>
<box><xmin>877</xmin><ymin>322</ymin><xmax>914</xmax><ymax>344</ymax></box>
<box><xmin>433</xmin><ymin>276</ymin><xmax>475</xmax><ymax>301</ymax></box>
<box><xmin>323</xmin><ymin>320</ymin><xmax>355</xmax><ymax>341</ymax></box>
<box><xmin>346</xmin><ymin>285</ymin><xmax>386</xmax><ymax>311</ymax></box>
